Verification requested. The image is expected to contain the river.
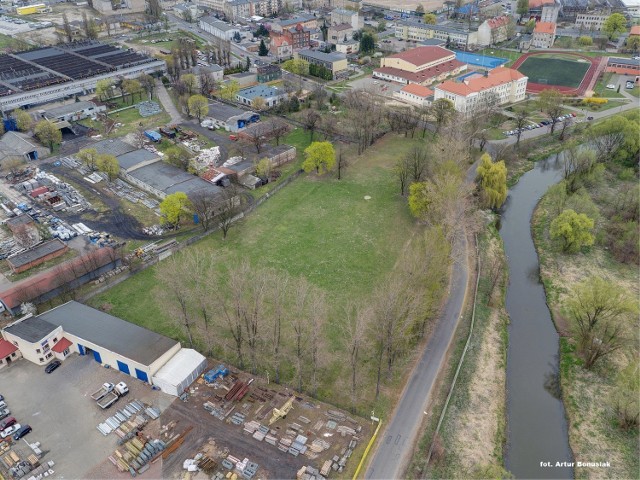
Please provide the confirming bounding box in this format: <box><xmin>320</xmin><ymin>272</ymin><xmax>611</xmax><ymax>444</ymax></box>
<box><xmin>500</xmin><ymin>154</ymin><xmax>574</xmax><ymax>479</ymax></box>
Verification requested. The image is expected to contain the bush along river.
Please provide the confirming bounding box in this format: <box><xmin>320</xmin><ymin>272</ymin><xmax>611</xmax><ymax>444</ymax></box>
<box><xmin>500</xmin><ymin>153</ymin><xmax>574</xmax><ymax>479</ymax></box>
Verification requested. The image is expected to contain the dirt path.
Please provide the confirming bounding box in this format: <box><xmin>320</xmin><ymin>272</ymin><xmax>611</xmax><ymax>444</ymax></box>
<box><xmin>156</xmin><ymin>79</ymin><xmax>184</xmax><ymax>125</ymax></box>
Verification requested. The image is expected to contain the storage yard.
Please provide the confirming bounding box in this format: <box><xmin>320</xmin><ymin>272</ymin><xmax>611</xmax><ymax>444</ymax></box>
<box><xmin>158</xmin><ymin>364</ymin><xmax>371</xmax><ymax>479</ymax></box>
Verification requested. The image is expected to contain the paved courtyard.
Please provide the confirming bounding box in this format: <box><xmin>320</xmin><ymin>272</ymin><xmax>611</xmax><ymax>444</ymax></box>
<box><xmin>0</xmin><ymin>354</ymin><xmax>174</xmax><ymax>478</ymax></box>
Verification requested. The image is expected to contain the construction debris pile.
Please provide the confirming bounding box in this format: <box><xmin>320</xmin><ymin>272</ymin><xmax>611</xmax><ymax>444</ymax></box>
<box><xmin>96</xmin><ymin>399</ymin><xmax>159</xmax><ymax>437</ymax></box>
<box><xmin>106</xmin><ymin>179</ymin><xmax>159</xmax><ymax>210</ymax></box>
<box><xmin>109</xmin><ymin>436</ymin><xmax>166</xmax><ymax>476</ymax></box>
<box><xmin>14</xmin><ymin>170</ymin><xmax>91</xmax><ymax>213</ymax></box>
<box><xmin>0</xmin><ymin>435</ymin><xmax>56</xmax><ymax>479</ymax></box>
<box><xmin>190</xmin><ymin>146</ymin><xmax>221</xmax><ymax>173</ymax></box>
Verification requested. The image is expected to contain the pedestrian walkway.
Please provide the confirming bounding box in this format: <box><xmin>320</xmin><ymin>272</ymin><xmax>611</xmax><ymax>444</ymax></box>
<box><xmin>155</xmin><ymin>79</ymin><xmax>184</xmax><ymax>124</ymax></box>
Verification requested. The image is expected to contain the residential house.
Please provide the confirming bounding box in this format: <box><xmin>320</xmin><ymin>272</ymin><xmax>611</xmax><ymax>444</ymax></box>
<box><xmin>328</xmin><ymin>23</ymin><xmax>354</xmax><ymax>44</ymax></box>
<box><xmin>172</xmin><ymin>3</ymin><xmax>200</xmax><ymax>21</ymax></box>
<box><xmin>393</xmin><ymin>84</ymin><xmax>434</xmax><ymax>107</ymax></box>
<box><xmin>198</xmin><ymin>0</ymin><xmax>227</xmax><ymax>14</ymax></box>
<box><xmin>269</xmin><ymin>33</ymin><xmax>293</xmax><ymax>59</ymax></box>
<box><xmin>199</xmin><ymin>16</ymin><xmax>241</xmax><ymax>41</ymax></box>
<box><xmin>236</xmin><ymin>85</ymin><xmax>288</xmax><ymax>107</ymax></box>
<box><xmin>225</xmin><ymin>0</ymin><xmax>282</xmax><ymax>21</ymax></box>
<box><xmin>251</xmin><ymin>61</ymin><xmax>282</xmax><ymax>82</ymax></box>
<box><xmin>330</xmin><ymin>8</ymin><xmax>363</xmax><ymax>30</ymax></box>
<box><xmin>270</xmin><ymin>14</ymin><xmax>317</xmax><ymax>32</ymax></box>
<box><xmin>192</xmin><ymin>64</ymin><xmax>224</xmax><ymax>82</ymax></box>
<box><xmin>373</xmin><ymin>46</ymin><xmax>467</xmax><ymax>86</ymax></box>
<box><xmin>519</xmin><ymin>34</ymin><xmax>532</xmax><ymax>51</ymax></box>
<box><xmin>477</xmin><ymin>15</ymin><xmax>512</xmax><ymax>46</ymax></box>
<box><xmin>531</xmin><ymin>21</ymin><xmax>556</xmax><ymax>48</ymax></box>
<box><xmin>283</xmin><ymin>23</ymin><xmax>312</xmax><ymax>50</ymax></box>
<box><xmin>296</xmin><ymin>49</ymin><xmax>349</xmax><ymax>77</ymax></box>
<box><xmin>434</xmin><ymin>67</ymin><xmax>528</xmax><ymax>115</ymax></box>
<box><xmin>335</xmin><ymin>39</ymin><xmax>360</xmax><ymax>54</ymax></box>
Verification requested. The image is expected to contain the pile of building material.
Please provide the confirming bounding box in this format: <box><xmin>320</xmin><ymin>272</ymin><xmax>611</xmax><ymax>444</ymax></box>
<box><xmin>109</xmin><ymin>437</ymin><xmax>166</xmax><ymax>475</ymax></box>
<box><xmin>224</xmin><ymin>380</ymin><xmax>252</xmax><ymax>402</ymax></box>
<box><xmin>96</xmin><ymin>399</ymin><xmax>150</xmax><ymax>437</ymax></box>
<box><xmin>137</xmin><ymin>101</ymin><xmax>162</xmax><ymax>117</ymax></box>
<box><xmin>297</xmin><ymin>465</ymin><xmax>326</xmax><ymax>480</ymax></box>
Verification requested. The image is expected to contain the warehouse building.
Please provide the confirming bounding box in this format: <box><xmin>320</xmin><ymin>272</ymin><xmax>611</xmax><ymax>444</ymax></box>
<box><xmin>2</xmin><ymin>301</ymin><xmax>181</xmax><ymax>384</ymax></box>
<box><xmin>6</xmin><ymin>238</ymin><xmax>69</xmax><ymax>274</ymax></box>
<box><xmin>0</xmin><ymin>41</ymin><xmax>165</xmax><ymax>111</ymax></box>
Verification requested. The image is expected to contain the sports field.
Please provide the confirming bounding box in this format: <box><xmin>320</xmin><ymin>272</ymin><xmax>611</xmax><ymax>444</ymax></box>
<box><xmin>517</xmin><ymin>56</ymin><xmax>590</xmax><ymax>88</ymax></box>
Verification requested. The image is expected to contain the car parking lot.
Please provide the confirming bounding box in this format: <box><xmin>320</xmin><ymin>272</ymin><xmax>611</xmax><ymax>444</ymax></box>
<box><xmin>0</xmin><ymin>355</ymin><xmax>173</xmax><ymax>478</ymax></box>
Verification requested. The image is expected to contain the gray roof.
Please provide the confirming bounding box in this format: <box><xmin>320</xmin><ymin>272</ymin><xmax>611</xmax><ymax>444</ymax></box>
<box><xmin>44</xmin><ymin>101</ymin><xmax>98</xmax><ymax>118</ymax></box>
<box><xmin>37</xmin><ymin>301</ymin><xmax>179</xmax><ymax>366</ymax></box>
<box><xmin>607</xmin><ymin>57</ymin><xmax>640</xmax><ymax>67</ymax></box>
<box><xmin>419</xmin><ymin>38</ymin><xmax>447</xmax><ymax>46</ymax></box>
<box><xmin>279</xmin><ymin>14</ymin><xmax>316</xmax><ymax>27</ymax></box>
<box><xmin>117</xmin><ymin>148</ymin><xmax>159</xmax><ymax>170</ymax></box>
<box><xmin>237</xmin><ymin>84</ymin><xmax>286</xmax><ymax>101</ymax></box>
<box><xmin>7</xmin><ymin>239</ymin><xmax>67</xmax><ymax>269</ymax></box>
<box><xmin>128</xmin><ymin>161</ymin><xmax>223</xmax><ymax>197</ymax></box>
<box><xmin>3</xmin><ymin>316</ymin><xmax>58</xmax><ymax>343</ymax></box>
<box><xmin>200</xmin><ymin>16</ymin><xmax>239</xmax><ymax>31</ymax></box>
<box><xmin>6</xmin><ymin>214</ymin><xmax>35</xmax><ymax>228</ymax></box>
<box><xmin>208</xmin><ymin>101</ymin><xmax>253</xmax><ymax>121</ymax></box>
<box><xmin>298</xmin><ymin>49</ymin><xmax>346</xmax><ymax>63</ymax></box>
<box><xmin>0</xmin><ymin>131</ymin><xmax>40</xmax><ymax>155</ymax></box>
<box><xmin>91</xmin><ymin>139</ymin><xmax>137</xmax><ymax>157</ymax></box>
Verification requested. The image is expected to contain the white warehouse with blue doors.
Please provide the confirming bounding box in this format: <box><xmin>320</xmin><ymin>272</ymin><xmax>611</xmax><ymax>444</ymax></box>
<box><xmin>1</xmin><ymin>301</ymin><xmax>205</xmax><ymax>395</ymax></box>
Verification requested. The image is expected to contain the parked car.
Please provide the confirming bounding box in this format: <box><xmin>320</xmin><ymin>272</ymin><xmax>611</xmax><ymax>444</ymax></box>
<box><xmin>587</xmin><ymin>116</ymin><xmax>594</xmax><ymax>120</ymax></box>
<box><xmin>571</xmin><ymin>113</ymin><xmax>576</xmax><ymax>117</ymax></box>
<box><xmin>13</xmin><ymin>425</ymin><xmax>31</xmax><ymax>441</ymax></box>
<box><xmin>229</xmin><ymin>134</ymin><xmax>239</xmax><ymax>141</ymax></box>
<box><xmin>0</xmin><ymin>395</ymin><xmax>3</xmax><ymax>402</ymax></box>
<box><xmin>0</xmin><ymin>417</ymin><xmax>15</xmax><ymax>431</ymax></box>
<box><xmin>44</xmin><ymin>360</ymin><xmax>61</xmax><ymax>374</ymax></box>
<box><xmin>0</xmin><ymin>401</ymin><xmax>6</xmax><ymax>410</ymax></box>
<box><xmin>626</xmin><ymin>82</ymin><xmax>634</xmax><ymax>89</ymax></box>
<box><xmin>606</xmin><ymin>84</ymin><xmax>615</xmax><ymax>89</ymax></box>
<box><xmin>0</xmin><ymin>423</ymin><xmax>20</xmax><ymax>439</ymax></box>
<box><xmin>0</xmin><ymin>409</ymin><xmax>9</xmax><ymax>421</ymax></box>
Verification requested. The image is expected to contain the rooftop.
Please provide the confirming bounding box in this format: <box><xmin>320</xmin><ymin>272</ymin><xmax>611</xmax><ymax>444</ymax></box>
<box><xmin>200</xmin><ymin>16</ymin><xmax>239</xmax><ymax>31</ymax></box>
<box><xmin>374</xmin><ymin>59</ymin><xmax>466</xmax><ymax>84</ymax></box>
<box><xmin>3</xmin><ymin>315</ymin><xmax>58</xmax><ymax>343</ymax></box>
<box><xmin>0</xmin><ymin>339</ymin><xmax>18</xmax><ymax>358</ymax></box>
<box><xmin>332</xmin><ymin>8</ymin><xmax>356</xmax><ymax>15</ymax></box>
<box><xmin>533</xmin><ymin>21</ymin><xmax>557</xmax><ymax>34</ymax></box>
<box><xmin>386</xmin><ymin>46</ymin><xmax>455</xmax><ymax>67</ymax></box>
<box><xmin>331</xmin><ymin>23</ymin><xmax>353</xmax><ymax>31</ymax></box>
<box><xmin>631</xmin><ymin>25</ymin><xmax>640</xmax><ymax>35</ymax></box>
<box><xmin>298</xmin><ymin>49</ymin><xmax>347</xmax><ymax>63</ymax></box>
<box><xmin>44</xmin><ymin>101</ymin><xmax>98</xmax><ymax>118</ymax></box>
<box><xmin>208</xmin><ymin>100</ymin><xmax>254</xmax><ymax>121</ymax></box>
<box><xmin>36</xmin><ymin>301</ymin><xmax>179</xmax><ymax>365</ymax></box>
<box><xmin>7</xmin><ymin>238</ymin><xmax>67</xmax><ymax>269</ymax></box>
<box><xmin>278</xmin><ymin>14</ymin><xmax>316</xmax><ymax>26</ymax></box>
<box><xmin>237</xmin><ymin>84</ymin><xmax>285</xmax><ymax>100</ymax></box>
<box><xmin>485</xmin><ymin>15</ymin><xmax>510</xmax><ymax>29</ymax></box>
<box><xmin>607</xmin><ymin>56</ymin><xmax>640</xmax><ymax>66</ymax></box>
<box><xmin>128</xmin><ymin>161</ymin><xmax>223</xmax><ymax>197</ymax></box>
<box><xmin>400</xmin><ymin>83</ymin><xmax>434</xmax><ymax>97</ymax></box>
<box><xmin>0</xmin><ymin>131</ymin><xmax>41</xmax><ymax>154</ymax></box>
<box><xmin>91</xmin><ymin>138</ymin><xmax>137</xmax><ymax>157</ymax></box>
<box><xmin>436</xmin><ymin>66</ymin><xmax>526</xmax><ymax>96</ymax></box>
<box><xmin>5</xmin><ymin>214</ymin><xmax>35</xmax><ymax>229</ymax></box>
<box><xmin>116</xmin><ymin>148</ymin><xmax>159</xmax><ymax>171</ymax></box>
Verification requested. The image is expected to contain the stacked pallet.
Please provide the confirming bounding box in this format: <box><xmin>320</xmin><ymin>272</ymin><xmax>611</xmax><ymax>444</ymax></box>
<box><xmin>109</xmin><ymin>438</ymin><xmax>166</xmax><ymax>474</ymax></box>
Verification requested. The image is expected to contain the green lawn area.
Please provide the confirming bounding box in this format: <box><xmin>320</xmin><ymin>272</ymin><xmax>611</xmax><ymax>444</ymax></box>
<box><xmin>626</xmin><ymin>86</ymin><xmax>640</xmax><ymax>97</ymax></box>
<box><xmin>517</xmin><ymin>56</ymin><xmax>590</xmax><ymax>87</ymax></box>
<box><xmin>579</xmin><ymin>100</ymin><xmax>629</xmax><ymax>112</ymax></box>
<box><xmin>89</xmin><ymin>134</ymin><xmax>418</xmax><ymax>337</ymax></box>
<box><xmin>79</xmin><ymin>102</ymin><xmax>171</xmax><ymax>138</ymax></box>
<box><xmin>0</xmin><ymin>34</ymin><xmax>22</xmax><ymax>51</ymax></box>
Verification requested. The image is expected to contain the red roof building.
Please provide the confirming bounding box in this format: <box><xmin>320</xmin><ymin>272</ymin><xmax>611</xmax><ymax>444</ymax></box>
<box><xmin>51</xmin><ymin>336</ymin><xmax>72</xmax><ymax>354</ymax></box>
<box><xmin>0</xmin><ymin>339</ymin><xmax>19</xmax><ymax>368</ymax></box>
<box><xmin>374</xmin><ymin>59</ymin><xmax>466</xmax><ymax>86</ymax></box>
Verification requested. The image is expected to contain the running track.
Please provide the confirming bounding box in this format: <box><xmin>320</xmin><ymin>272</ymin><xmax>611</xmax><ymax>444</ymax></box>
<box><xmin>512</xmin><ymin>51</ymin><xmax>603</xmax><ymax>96</ymax></box>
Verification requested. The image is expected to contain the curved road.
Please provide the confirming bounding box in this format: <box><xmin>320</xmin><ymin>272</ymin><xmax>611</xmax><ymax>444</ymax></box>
<box><xmin>365</xmin><ymin>233</ymin><xmax>471</xmax><ymax>480</ymax></box>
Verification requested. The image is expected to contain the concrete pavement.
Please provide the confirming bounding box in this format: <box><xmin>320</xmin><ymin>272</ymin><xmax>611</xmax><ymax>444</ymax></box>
<box><xmin>365</xmin><ymin>234</ymin><xmax>471</xmax><ymax>480</ymax></box>
<box><xmin>155</xmin><ymin>79</ymin><xmax>184</xmax><ymax>125</ymax></box>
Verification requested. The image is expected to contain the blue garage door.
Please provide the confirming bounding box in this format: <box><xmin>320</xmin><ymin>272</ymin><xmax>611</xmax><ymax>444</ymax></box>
<box><xmin>135</xmin><ymin>369</ymin><xmax>149</xmax><ymax>383</ymax></box>
<box><xmin>117</xmin><ymin>361</ymin><xmax>130</xmax><ymax>375</ymax></box>
<box><xmin>93</xmin><ymin>350</ymin><xmax>102</xmax><ymax>363</ymax></box>
<box><xmin>78</xmin><ymin>344</ymin><xmax>85</xmax><ymax>355</ymax></box>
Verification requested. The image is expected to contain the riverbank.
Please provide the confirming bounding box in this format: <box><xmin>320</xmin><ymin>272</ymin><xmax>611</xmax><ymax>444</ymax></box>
<box><xmin>532</xmin><ymin>166</ymin><xmax>639</xmax><ymax>479</ymax></box>
<box><xmin>408</xmin><ymin>225</ymin><xmax>510</xmax><ymax>479</ymax></box>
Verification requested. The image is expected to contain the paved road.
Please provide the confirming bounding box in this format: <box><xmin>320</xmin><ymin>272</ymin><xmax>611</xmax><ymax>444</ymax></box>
<box><xmin>365</xmin><ymin>233</ymin><xmax>471</xmax><ymax>480</ymax></box>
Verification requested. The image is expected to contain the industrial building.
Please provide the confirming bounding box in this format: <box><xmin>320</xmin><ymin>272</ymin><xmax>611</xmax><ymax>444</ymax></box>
<box><xmin>0</xmin><ymin>41</ymin><xmax>165</xmax><ymax>112</ymax></box>
<box><xmin>206</xmin><ymin>101</ymin><xmax>260</xmax><ymax>132</ymax></box>
<box><xmin>6</xmin><ymin>238</ymin><xmax>69</xmax><ymax>274</ymax></box>
<box><xmin>0</xmin><ymin>131</ymin><xmax>48</xmax><ymax>162</ymax></box>
<box><xmin>1</xmin><ymin>301</ymin><xmax>208</xmax><ymax>396</ymax></box>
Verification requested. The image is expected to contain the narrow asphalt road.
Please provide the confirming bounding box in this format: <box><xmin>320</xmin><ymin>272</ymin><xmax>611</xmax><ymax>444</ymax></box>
<box><xmin>156</xmin><ymin>79</ymin><xmax>185</xmax><ymax>125</ymax></box>
<box><xmin>365</xmin><ymin>233</ymin><xmax>471</xmax><ymax>480</ymax></box>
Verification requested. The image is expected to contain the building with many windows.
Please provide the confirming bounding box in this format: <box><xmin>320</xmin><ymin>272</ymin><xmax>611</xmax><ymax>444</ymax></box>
<box><xmin>373</xmin><ymin>46</ymin><xmax>467</xmax><ymax>86</ymax></box>
<box><xmin>434</xmin><ymin>67</ymin><xmax>528</xmax><ymax>115</ymax></box>
<box><xmin>269</xmin><ymin>34</ymin><xmax>294</xmax><ymax>59</ymax></box>
<box><xmin>236</xmin><ymin>85</ymin><xmax>288</xmax><ymax>107</ymax></box>
<box><xmin>330</xmin><ymin>8</ymin><xmax>363</xmax><ymax>30</ymax></box>
<box><xmin>394</xmin><ymin>20</ymin><xmax>478</xmax><ymax>48</ymax></box>
<box><xmin>477</xmin><ymin>15</ymin><xmax>512</xmax><ymax>46</ymax></box>
<box><xmin>224</xmin><ymin>0</ymin><xmax>282</xmax><ymax>21</ymax></box>
<box><xmin>605</xmin><ymin>57</ymin><xmax>640</xmax><ymax>75</ymax></box>
<box><xmin>574</xmin><ymin>11</ymin><xmax>609</xmax><ymax>30</ymax></box>
<box><xmin>282</xmin><ymin>23</ymin><xmax>312</xmax><ymax>49</ymax></box>
<box><xmin>531</xmin><ymin>21</ymin><xmax>557</xmax><ymax>48</ymax></box>
<box><xmin>393</xmin><ymin>83</ymin><xmax>434</xmax><ymax>107</ymax></box>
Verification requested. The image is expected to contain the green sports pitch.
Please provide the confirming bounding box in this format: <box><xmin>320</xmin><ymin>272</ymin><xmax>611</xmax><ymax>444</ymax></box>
<box><xmin>517</xmin><ymin>57</ymin><xmax>590</xmax><ymax>87</ymax></box>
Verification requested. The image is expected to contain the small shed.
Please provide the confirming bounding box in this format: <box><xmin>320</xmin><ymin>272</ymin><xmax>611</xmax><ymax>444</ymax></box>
<box><xmin>151</xmin><ymin>349</ymin><xmax>207</xmax><ymax>396</ymax></box>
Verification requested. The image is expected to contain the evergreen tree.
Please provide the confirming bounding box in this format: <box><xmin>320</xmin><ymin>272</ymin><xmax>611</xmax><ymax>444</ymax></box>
<box><xmin>258</xmin><ymin>39</ymin><xmax>268</xmax><ymax>56</ymax></box>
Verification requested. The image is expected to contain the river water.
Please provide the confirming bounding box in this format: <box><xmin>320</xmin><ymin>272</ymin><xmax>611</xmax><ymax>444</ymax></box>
<box><xmin>500</xmin><ymin>154</ymin><xmax>574</xmax><ymax>478</ymax></box>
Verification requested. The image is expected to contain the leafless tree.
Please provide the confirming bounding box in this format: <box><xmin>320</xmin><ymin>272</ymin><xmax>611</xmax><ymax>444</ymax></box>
<box><xmin>301</xmin><ymin>109</ymin><xmax>321</xmax><ymax>141</ymax></box>
<box><xmin>407</xmin><ymin>145</ymin><xmax>428</xmax><ymax>183</ymax></box>
<box><xmin>190</xmin><ymin>189</ymin><xmax>222</xmax><ymax>232</ymax></box>
<box><xmin>341</xmin><ymin>303</ymin><xmax>370</xmax><ymax>411</ymax></box>
<box><xmin>62</xmin><ymin>14</ymin><xmax>73</xmax><ymax>42</ymax></box>
<box><xmin>133</xmin><ymin>128</ymin><xmax>146</xmax><ymax>149</ymax></box>
<box><xmin>558</xmin><ymin>116</ymin><xmax>573</xmax><ymax>141</ymax></box>
<box><xmin>267</xmin><ymin>118</ymin><xmax>291</xmax><ymax>145</ymax></box>
<box><xmin>513</xmin><ymin>109</ymin><xmax>529</xmax><ymax>147</ymax></box>
<box><xmin>155</xmin><ymin>256</ymin><xmax>196</xmax><ymax>348</ymax></box>
<box><xmin>394</xmin><ymin>155</ymin><xmax>411</xmax><ymax>196</ymax></box>
<box><xmin>336</xmin><ymin>146</ymin><xmax>348</xmax><ymax>180</ymax></box>
<box><xmin>291</xmin><ymin>278</ymin><xmax>311</xmax><ymax>392</ymax></box>
<box><xmin>308</xmin><ymin>289</ymin><xmax>327</xmax><ymax>395</ymax></box>
<box><xmin>320</xmin><ymin>114</ymin><xmax>337</xmax><ymax>141</ymax></box>
<box><xmin>270</xmin><ymin>270</ymin><xmax>289</xmax><ymax>384</ymax></box>
<box><xmin>216</xmin><ymin>186</ymin><xmax>243</xmax><ymax>239</ymax></box>
<box><xmin>591</xmin><ymin>130</ymin><xmax>625</xmax><ymax>163</ymax></box>
<box><xmin>343</xmin><ymin>89</ymin><xmax>386</xmax><ymax>154</ymax></box>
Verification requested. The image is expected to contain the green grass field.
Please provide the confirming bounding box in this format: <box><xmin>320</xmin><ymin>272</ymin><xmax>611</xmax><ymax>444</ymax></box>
<box><xmin>90</xmin><ymin>134</ymin><xmax>418</xmax><ymax>335</ymax></box>
<box><xmin>517</xmin><ymin>56</ymin><xmax>590</xmax><ymax>87</ymax></box>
